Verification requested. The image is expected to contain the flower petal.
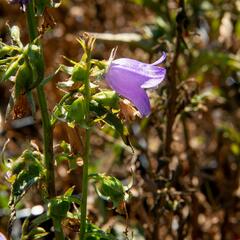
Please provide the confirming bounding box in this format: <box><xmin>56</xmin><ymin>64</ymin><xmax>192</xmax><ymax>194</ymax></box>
<box><xmin>130</xmin><ymin>89</ymin><xmax>151</xmax><ymax>116</ymax></box>
<box><xmin>111</xmin><ymin>58</ymin><xmax>164</xmax><ymax>79</ymax></box>
<box><xmin>151</xmin><ymin>52</ymin><xmax>167</xmax><ymax>66</ymax></box>
<box><xmin>105</xmin><ymin>67</ymin><xmax>151</xmax><ymax>116</ymax></box>
<box><xmin>141</xmin><ymin>68</ymin><xmax>166</xmax><ymax>89</ymax></box>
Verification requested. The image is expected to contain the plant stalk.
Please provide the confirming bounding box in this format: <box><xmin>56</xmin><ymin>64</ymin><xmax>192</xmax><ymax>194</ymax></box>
<box><xmin>26</xmin><ymin>0</ymin><xmax>55</xmax><ymax>199</ymax></box>
<box><xmin>79</xmin><ymin>128</ymin><xmax>90</xmax><ymax>239</ymax></box>
<box><xmin>79</xmin><ymin>53</ymin><xmax>92</xmax><ymax>240</ymax></box>
<box><xmin>26</xmin><ymin>3</ymin><xmax>65</xmax><ymax>239</ymax></box>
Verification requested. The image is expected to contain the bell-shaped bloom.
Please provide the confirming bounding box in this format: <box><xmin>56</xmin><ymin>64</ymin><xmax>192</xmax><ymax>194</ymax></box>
<box><xmin>105</xmin><ymin>53</ymin><xmax>166</xmax><ymax>117</ymax></box>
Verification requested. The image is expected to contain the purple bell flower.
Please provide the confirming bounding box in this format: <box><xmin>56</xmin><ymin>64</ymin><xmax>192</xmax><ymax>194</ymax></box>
<box><xmin>105</xmin><ymin>53</ymin><xmax>166</xmax><ymax>117</ymax></box>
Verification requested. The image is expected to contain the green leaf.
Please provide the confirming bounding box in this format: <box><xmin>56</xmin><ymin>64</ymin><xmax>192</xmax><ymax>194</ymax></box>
<box><xmin>71</xmin><ymin>63</ymin><xmax>88</xmax><ymax>83</ymax></box>
<box><xmin>26</xmin><ymin>44</ymin><xmax>44</xmax><ymax>86</ymax></box>
<box><xmin>30</xmin><ymin>213</ymin><xmax>50</xmax><ymax>229</ymax></box>
<box><xmin>90</xmin><ymin>173</ymin><xmax>128</xmax><ymax>209</ymax></box>
<box><xmin>67</xmin><ymin>97</ymin><xmax>87</xmax><ymax>125</ymax></box>
<box><xmin>22</xmin><ymin>225</ymin><xmax>49</xmax><ymax>240</ymax></box>
<box><xmin>8</xmin><ymin>149</ymin><xmax>45</xmax><ymax>229</ymax></box>
<box><xmin>48</xmin><ymin>198</ymin><xmax>70</xmax><ymax>219</ymax></box>
<box><xmin>0</xmin><ymin>45</ymin><xmax>14</xmax><ymax>58</ymax></box>
<box><xmin>2</xmin><ymin>57</ymin><xmax>21</xmax><ymax>81</ymax></box>
<box><xmin>90</xmin><ymin>100</ymin><xmax>130</xmax><ymax>146</ymax></box>
<box><xmin>10</xmin><ymin>164</ymin><xmax>43</xmax><ymax>205</ymax></box>
<box><xmin>85</xmin><ymin>222</ymin><xmax>116</xmax><ymax>240</ymax></box>
<box><xmin>64</xmin><ymin>186</ymin><xmax>75</xmax><ymax>197</ymax></box>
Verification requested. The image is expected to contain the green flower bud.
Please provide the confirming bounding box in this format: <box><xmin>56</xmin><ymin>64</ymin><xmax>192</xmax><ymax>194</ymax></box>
<box><xmin>67</xmin><ymin>97</ymin><xmax>87</xmax><ymax>124</ymax></box>
<box><xmin>71</xmin><ymin>63</ymin><xmax>87</xmax><ymax>83</ymax></box>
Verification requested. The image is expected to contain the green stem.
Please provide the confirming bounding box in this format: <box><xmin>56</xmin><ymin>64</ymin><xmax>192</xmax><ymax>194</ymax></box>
<box><xmin>79</xmin><ymin>128</ymin><xmax>90</xmax><ymax>240</ymax></box>
<box><xmin>26</xmin><ymin>0</ymin><xmax>55</xmax><ymax>199</ymax></box>
<box><xmin>26</xmin><ymin>0</ymin><xmax>37</xmax><ymax>41</ymax></box>
<box><xmin>79</xmin><ymin>58</ymin><xmax>91</xmax><ymax>240</ymax></box>
<box><xmin>26</xmin><ymin>3</ymin><xmax>64</xmax><ymax>239</ymax></box>
<box><xmin>25</xmin><ymin>3</ymin><xmax>68</xmax><ymax>240</ymax></box>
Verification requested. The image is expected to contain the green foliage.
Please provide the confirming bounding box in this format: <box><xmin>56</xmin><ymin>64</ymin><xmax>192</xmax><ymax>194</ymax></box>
<box><xmin>21</xmin><ymin>219</ymin><xmax>49</xmax><ymax>240</ymax></box>
<box><xmin>90</xmin><ymin>100</ymin><xmax>130</xmax><ymax>146</ymax></box>
<box><xmin>26</xmin><ymin>43</ymin><xmax>44</xmax><ymax>84</ymax></box>
<box><xmin>92</xmin><ymin>91</ymin><xmax>119</xmax><ymax>109</ymax></box>
<box><xmin>85</xmin><ymin>222</ymin><xmax>116</xmax><ymax>240</ymax></box>
<box><xmin>55</xmin><ymin>141</ymin><xmax>79</xmax><ymax>171</ymax></box>
<box><xmin>68</xmin><ymin>97</ymin><xmax>87</xmax><ymax>125</ymax></box>
<box><xmin>89</xmin><ymin>173</ymin><xmax>130</xmax><ymax>209</ymax></box>
<box><xmin>7</xmin><ymin>149</ymin><xmax>45</xmax><ymax>228</ymax></box>
<box><xmin>0</xmin><ymin>25</ymin><xmax>46</xmax><ymax>119</ymax></box>
<box><xmin>71</xmin><ymin>63</ymin><xmax>88</xmax><ymax>83</ymax></box>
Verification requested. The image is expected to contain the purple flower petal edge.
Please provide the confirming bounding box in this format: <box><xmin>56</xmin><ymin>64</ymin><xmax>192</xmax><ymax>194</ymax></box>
<box><xmin>105</xmin><ymin>52</ymin><xmax>167</xmax><ymax>117</ymax></box>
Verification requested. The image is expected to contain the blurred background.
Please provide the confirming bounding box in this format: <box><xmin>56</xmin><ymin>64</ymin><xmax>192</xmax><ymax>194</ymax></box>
<box><xmin>0</xmin><ymin>0</ymin><xmax>240</xmax><ymax>239</ymax></box>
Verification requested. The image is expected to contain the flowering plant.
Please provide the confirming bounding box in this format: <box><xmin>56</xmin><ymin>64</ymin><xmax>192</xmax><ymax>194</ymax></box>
<box><xmin>0</xmin><ymin>0</ymin><xmax>167</xmax><ymax>239</ymax></box>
